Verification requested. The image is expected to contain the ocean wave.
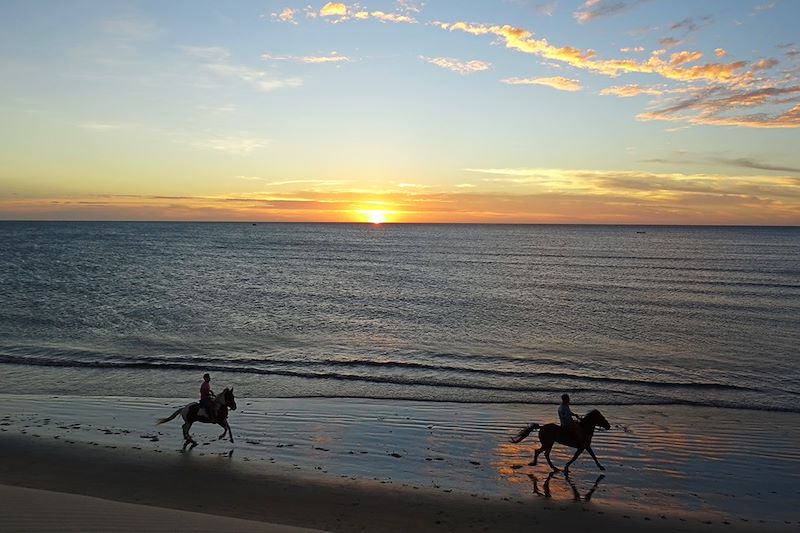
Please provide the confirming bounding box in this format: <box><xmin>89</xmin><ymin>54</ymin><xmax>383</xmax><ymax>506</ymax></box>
<box><xmin>0</xmin><ymin>350</ymin><xmax>766</xmax><ymax>394</ymax></box>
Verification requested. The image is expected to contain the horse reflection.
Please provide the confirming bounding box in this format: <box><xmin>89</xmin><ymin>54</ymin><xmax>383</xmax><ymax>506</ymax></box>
<box><xmin>529</xmin><ymin>472</ymin><xmax>605</xmax><ymax>502</ymax></box>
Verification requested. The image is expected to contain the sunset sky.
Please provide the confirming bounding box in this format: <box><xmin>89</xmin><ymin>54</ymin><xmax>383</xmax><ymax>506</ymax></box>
<box><xmin>1</xmin><ymin>0</ymin><xmax>799</xmax><ymax>223</ymax></box>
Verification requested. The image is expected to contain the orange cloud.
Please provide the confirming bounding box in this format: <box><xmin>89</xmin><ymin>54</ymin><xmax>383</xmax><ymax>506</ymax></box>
<box><xmin>600</xmin><ymin>84</ymin><xmax>662</xmax><ymax>97</ymax></box>
<box><xmin>4</xmin><ymin>169</ymin><xmax>798</xmax><ymax>224</ymax></box>
<box><xmin>501</xmin><ymin>76</ymin><xmax>582</xmax><ymax>91</ymax></box>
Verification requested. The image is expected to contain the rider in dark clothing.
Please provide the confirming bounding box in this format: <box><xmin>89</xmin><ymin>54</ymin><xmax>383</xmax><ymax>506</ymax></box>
<box><xmin>199</xmin><ymin>373</ymin><xmax>215</xmax><ymax>419</ymax></box>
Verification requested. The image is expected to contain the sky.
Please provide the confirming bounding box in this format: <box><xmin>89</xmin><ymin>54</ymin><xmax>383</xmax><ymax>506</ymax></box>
<box><xmin>1</xmin><ymin>0</ymin><xmax>799</xmax><ymax>224</ymax></box>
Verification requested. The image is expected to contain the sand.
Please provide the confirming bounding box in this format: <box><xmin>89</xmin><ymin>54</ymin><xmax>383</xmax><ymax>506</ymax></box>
<box><xmin>0</xmin><ymin>484</ymin><xmax>325</xmax><ymax>533</ymax></box>
<box><xmin>0</xmin><ymin>432</ymin><xmax>792</xmax><ymax>533</ymax></box>
<box><xmin>1</xmin><ymin>393</ymin><xmax>798</xmax><ymax>531</ymax></box>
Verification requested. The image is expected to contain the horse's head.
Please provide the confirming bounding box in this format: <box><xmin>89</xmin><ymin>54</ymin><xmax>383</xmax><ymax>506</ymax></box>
<box><xmin>586</xmin><ymin>409</ymin><xmax>610</xmax><ymax>430</ymax></box>
<box><xmin>221</xmin><ymin>387</ymin><xmax>237</xmax><ymax>411</ymax></box>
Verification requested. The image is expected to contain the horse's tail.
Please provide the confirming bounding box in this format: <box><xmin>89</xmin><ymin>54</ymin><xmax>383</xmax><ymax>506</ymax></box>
<box><xmin>510</xmin><ymin>423</ymin><xmax>540</xmax><ymax>443</ymax></box>
<box><xmin>156</xmin><ymin>407</ymin><xmax>182</xmax><ymax>425</ymax></box>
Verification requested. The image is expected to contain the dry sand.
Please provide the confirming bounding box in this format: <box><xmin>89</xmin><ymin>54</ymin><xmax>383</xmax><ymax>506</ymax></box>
<box><xmin>0</xmin><ymin>433</ymin><xmax>787</xmax><ymax>533</ymax></box>
<box><xmin>0</xmin><ymin>484</ymin><xmax>325</xmax><ymax>533</ymax></box>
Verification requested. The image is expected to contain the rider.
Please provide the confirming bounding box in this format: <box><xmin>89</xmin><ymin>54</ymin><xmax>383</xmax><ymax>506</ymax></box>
<box><xmin>199</xmin><ymin>373</ymin><xmax>216</xmax><ymax>420</ymax></box>
<box><xmin>559</xmin><ymin>394</ymin><xmax>586</xmax><ymax>447</ymax></box>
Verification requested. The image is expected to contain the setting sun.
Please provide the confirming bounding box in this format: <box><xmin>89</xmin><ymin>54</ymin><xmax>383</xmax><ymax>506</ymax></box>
<box><xmin>366</xmin><ymin>211</ymin><xmax>386</xmax><ymax>224</ymax></box>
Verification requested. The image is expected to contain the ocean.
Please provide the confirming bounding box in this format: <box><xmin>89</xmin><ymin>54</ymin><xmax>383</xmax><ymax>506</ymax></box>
<box><xmin>1</xmin><ymin>222</ymin><xmax>798</xmax><ymax>412</ymax></box>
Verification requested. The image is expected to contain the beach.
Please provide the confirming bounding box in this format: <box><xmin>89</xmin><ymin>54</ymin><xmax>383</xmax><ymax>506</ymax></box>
<box><xmin>1</xmin><ymin>394</ymin><xmax>798</xmax><ymax>532</ymax></box>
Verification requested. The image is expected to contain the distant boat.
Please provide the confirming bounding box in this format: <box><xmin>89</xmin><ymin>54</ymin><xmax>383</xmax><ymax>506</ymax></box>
<box><xmin>636</xmin><ymin>231</ymin><xmax>646</xmax><ymax>234</ymax></box>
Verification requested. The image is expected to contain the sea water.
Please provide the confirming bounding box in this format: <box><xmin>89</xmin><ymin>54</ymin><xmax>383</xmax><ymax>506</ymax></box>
<box><xmin>1</xmin><ymin>222</ymin><xmax>798</xmax><ymax>412</ymax></box>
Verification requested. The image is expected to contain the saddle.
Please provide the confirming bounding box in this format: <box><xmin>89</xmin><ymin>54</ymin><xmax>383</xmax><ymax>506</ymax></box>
<box><xmin>197</xmin><ymin>403</ymin><xmax>216</xmax><ymax>422</ymax></box>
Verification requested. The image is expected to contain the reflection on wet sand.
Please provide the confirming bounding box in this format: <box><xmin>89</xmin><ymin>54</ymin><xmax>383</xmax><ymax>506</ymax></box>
<box><xmin>529</xmin><ymin>472</ymin><xmax>605</xmax><ymax>502</ymax></box>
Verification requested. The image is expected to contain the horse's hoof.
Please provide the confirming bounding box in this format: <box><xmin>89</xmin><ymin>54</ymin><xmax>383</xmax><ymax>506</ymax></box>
<box><xmin>528</xmin><ymin>461</ymin><xmax>536</xmax><ymax>466</ymax></box>
<box><xmin>599</xmin><ymin>466</ymin><xmax>606</xmax><ymax>471</ymax></box>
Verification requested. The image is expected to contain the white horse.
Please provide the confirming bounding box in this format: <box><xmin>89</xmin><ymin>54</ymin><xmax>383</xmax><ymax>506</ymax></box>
<box><xmin>157</xmin><ymin>387</ymin><xmax>237</xmax><ymax>447</ymax></box>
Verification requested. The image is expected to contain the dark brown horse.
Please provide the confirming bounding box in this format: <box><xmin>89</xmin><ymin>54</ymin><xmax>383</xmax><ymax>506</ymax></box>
<box><xmin>511</xmin><ymin>409</ymin><xmax>610</xmax><ymax>472</ymax></box>
<box><xmin>157</xmin><ymin>387</ymin><xmax>237</xmax><ymax>447</ymax></box>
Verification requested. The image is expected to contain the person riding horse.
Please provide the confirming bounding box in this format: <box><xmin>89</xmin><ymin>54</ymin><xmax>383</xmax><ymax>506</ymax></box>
<box><xmin>199</xmin><ymin>373</ymin><xmax>216</xmax><ymax>421</ymax></box>
<box><xmin>559</xmin><ymin>394</ymin><xmax>586</xmax><ymax>448</ymax></box>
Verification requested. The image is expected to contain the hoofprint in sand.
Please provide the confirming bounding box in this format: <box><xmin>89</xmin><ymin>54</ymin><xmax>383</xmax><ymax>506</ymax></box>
<box><xmin>1</xmin><ymin>394</ymin><xmax>798</xmax><ymax>527</ymax></box>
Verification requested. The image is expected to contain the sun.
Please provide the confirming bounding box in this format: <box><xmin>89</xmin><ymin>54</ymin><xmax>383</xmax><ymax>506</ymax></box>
<box><xmin>366</xmin><ymin>210</ymin><xmax>386</xmax><ymax>224</ymax></box>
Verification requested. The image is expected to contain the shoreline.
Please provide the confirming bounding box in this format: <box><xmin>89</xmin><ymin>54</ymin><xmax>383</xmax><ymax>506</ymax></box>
<box><xmin>1</xmin><ymin>393</ymin><xmax>798</xmax><ymax>529</ymax></box>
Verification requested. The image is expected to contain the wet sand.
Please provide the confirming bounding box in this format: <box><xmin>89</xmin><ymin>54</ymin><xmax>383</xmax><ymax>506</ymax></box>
<box><xmin>1</xmin><ymin>394</ymin><xmax>798</xmax><ymax>531</ymax></box>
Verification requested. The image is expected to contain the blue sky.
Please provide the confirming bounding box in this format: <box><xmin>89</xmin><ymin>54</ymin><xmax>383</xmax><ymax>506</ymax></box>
<box><xmin>1</xmin><ymin>0</ymin><xmax>799</xmax><ymax>223</ymax></box>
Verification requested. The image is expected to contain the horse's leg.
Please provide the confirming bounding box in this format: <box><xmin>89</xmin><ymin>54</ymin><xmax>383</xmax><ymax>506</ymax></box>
<box><xmin>564</xmin><ymin>447</ymin><xmax>584</xmax><ymax>472</ymax></box>
<box><xmin>218</xmin><ymin>421</ymin><xmax>227</xmax><ymax>440</ymax></box>
<box><xmin>586</xmin><ymin>446</ymin><xmax>605</xmax><ymax>471</ymax></box>
<box><xmin>529</xmin><ymin>446</ymin><xmax>543</xmax><ymax>466</ymax></box>
<box><xmin>183</xmin><ymin>421</ymin><xmax>196</xmax><ymax>445</ymax></box>
<box><xmin>226</xmin><ymin>421</ymin><xmax>234</xmax><ymax>443</ymax></box>
<box><xmin>543</xmin><ymin>444</ymin><xmax>560</xmax><ymax>472</ymax></box>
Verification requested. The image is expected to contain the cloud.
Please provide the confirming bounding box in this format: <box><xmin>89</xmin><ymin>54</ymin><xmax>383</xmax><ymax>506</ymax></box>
<box><xmin>464</xmin><ymin>167</ymin><xmax>800</xmax><ymax>202</ymax></box>
<box><xmin>76</xmin><ymin>121</ymin><xmax>128</xmax><ymax>130</ymax></box>
<box><xmin>668</xmin><ymin>51</ymin><xmax>703</xmax><ymax>67</ymax></box>
<box><xmin>370</xmin><ymin>11</ymin><xmax>416</xmax><ymax>23</ymax></box>
<box><xmin>320</xmin><ymin>2</ymin><xmax>347</xmax><ymax>16</ymax></box>
<box><xmin>620</xmin><ymin>46</ymin><xmax>645</xmax><ymax>53</ymax></box>
<box><xmin>271</xmin><ymin>8</ymin><xmax>298</xmax><ymax>24</ymax></box>
<box><xmin>182</xmin><ymin>46</ymin><xmax>302</xmax><ymax>92</ymax></box>
<box><xmin>752</xmin><ymin>58</ymin><xmax>779</xmax><ymax>71</ymax></box>
<box><xmin>670</xmin><ymin>15</ymin><xmax>713</xmax><ymax>34</ymax></box>
<box><xmin>436</xmin><ymin>22</ymin><xmax>749</xmax><ymax>84</ymax></box>
<box><xmin>574</xmin><ymin>0</ymin><xmax>648</xmax><ymax>24</ymax></box>
<box><xmin>600</xmin><ymin>84</ymin><xmax>662</xmax><ymax>97</ymax></box>
<box><xmin>659</xmin><ymin>37</ymin><xmax>682</xmax><ymax>49</ymax></box>
<box><xmin>501</xmin><ymin>76</ymin><xmax>582</xmax><ymax>91</ymax></box>
<box><xmin>434</xmin><ymin>18</ymin><xmax>799</xmax><ymax>128</ymax></box>
<box><xmin>715</xmin><ymin>48</ymin><xmax>727</xmax><ymax>58</ymax></box>
<box><xmin>713</xmin><ymin>158</ymin><xmax>800</xmax><ymax>174</ymax></box>
<box><xmin>262</xmin><ymin>52</ymin><xmax>351</xmax><ymax>64</ymax></box>
<box><xmin>396</xmin><ymin>0</ymin><xmax>422</xmax><ymax>13</ymax></box>
<box><xmin>318</xmin><ymin>3</ymin><xmax>416</xmax><ymax>23</ymax></box>
<box><xmin>196</xmin><ymin>137</ymin><xmax>271</xmax><ymax>155</ymax></box>
<box><xmin>420</xmin><ymin>56</ymin><xmax>490</xmax><ymax>75</ymax></box>
<box><xmin>636</xmin><ymin>86</ymin><xmax>800</xmax><ymax>128</ymax></box>
<box><xmin>644</xmin><ymin>153</ymin><xmax>800</xmax><ymax>174</ymax></box>
<box><xmin>536</xmin><ymin>1</ymin><xmax>559</xmax><ymax>16</ymax></box>
<box><xmin>5</xmin><ymin>169</ymin><xmax>799</xmax><ymax>224</ymax></box>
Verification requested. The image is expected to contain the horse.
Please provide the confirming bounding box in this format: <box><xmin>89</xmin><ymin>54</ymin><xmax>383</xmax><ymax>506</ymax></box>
<box><xmin>511</xmin><ymin>409</ymin><xmax>610</xmax><ymax>472</ymax></box>
<box><xmin>157</xmin><ymin>387</ymin><xmax>237</xmax><ymax>447</ymax></box>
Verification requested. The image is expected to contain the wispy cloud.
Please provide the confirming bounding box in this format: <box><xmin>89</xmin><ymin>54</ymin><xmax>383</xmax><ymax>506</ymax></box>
<box><xmin>713</xmin><ymin>158</ymin><xmax>800</xmax><ymax>174</ymax></box>
<box><xmin>636</xmin><ymin>85</ymin><xmax>800</xmax><ymax>128</ymax></box>
<box><xmin>574</xmin><ymin>0</ymin><xmax>649</xmax><ymax>24</ymax></box>
<box><xmin>271</xmin><ymin>8</ymin><xmax>298</xmax><ymax>24</ymax></box>
<box><xmin>644</xmin><ymin>153</ymin><xmax>800</xmax><ymax>174</ymax></box>
<box><xmin>76</xmin><ymin>121</ymin><xmax>129</xmax><ymax>131</ymax></box>
<box><xmin>420</xmin><ymin>56</ymin><xmax>490</xmax><ymax>75</ymax></box>
<box><xmin>501</xmin><ymin>76</ymin><xmax>582</xmax><ymax>91</ymax></box>
<box><xmin>196</xmin><ymin>137</ymin><xmax>271</xmax><ymax>155</ymax></box>
<box><xmin>262</xmin><ymin>52</ymin><xmax>351</xmax><ymax>64</ymax></box>
<box><xmin>182</xmin><ymin>46</ymin><xmax>302</xmax><ymax>92</ymax></box>
<box><xmin>600</xmin><ymin>84</ymin><xmax>662</xmax><ymax>97</ymax></box>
